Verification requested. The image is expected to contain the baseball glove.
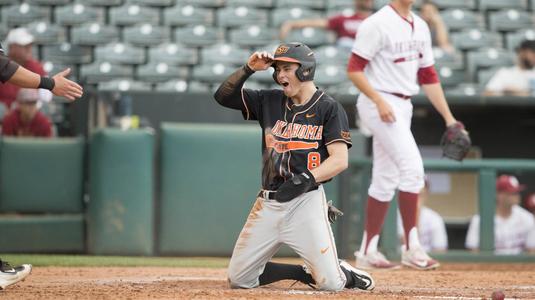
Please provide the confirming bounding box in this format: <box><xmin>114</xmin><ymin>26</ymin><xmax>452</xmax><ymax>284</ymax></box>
<box><xmin>274</xmin><ymin>171</ymin><xmax>317</xmax><ymax>202</ymax></box>
<box><xmin>440</xmin><ymin>121</ymin><xmax>471</xmax><ymax>161</ymax></box>
<box><xmin>327</xmin><ymin>200</ymin><xmax>343</xmax><ymax>224</ymax></box>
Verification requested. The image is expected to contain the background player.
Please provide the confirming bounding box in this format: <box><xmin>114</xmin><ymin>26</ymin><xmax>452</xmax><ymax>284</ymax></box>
<box><xmin>346</xmin><ymin>0</ymin><xmax>466</xmax><ymax>270</ymax></box>
<box><xmin>213</xmin><ymin>43</ymin><xmax>374</xmax><ymax>291</ymax></box>
<box><xmin>0</xmin><ymin>42</ymin><xmax>83</xmax><ymax>289</ymax></box>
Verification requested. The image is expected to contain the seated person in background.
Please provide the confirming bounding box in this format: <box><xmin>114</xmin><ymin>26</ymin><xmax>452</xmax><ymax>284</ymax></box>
<box><xmin>2</xmin><ymin>88</ymin><xmax>52</xmax><ymax>137</ymax></box>
<box><xmin>484</xmin><ymin>40</ymin><xmax>535</xmax><ymax>97</ymax></box>
<box><xmin>465</xmin><ymin>175</ymin><xmax>535</xmax><ymax>255</ymax></box>
<box><xmin>279</xmin><ymin>0</ymin><xmax>374</xmax><ymax>51</ymax></box>
<box><xmin>0</xmin><ymin>28</ymin><xmax>49</xmax><ymax>109</ymax></box>
<box><xmin>419</xmin><ymin>0</ymin><xmax>455</xmax><ymax>55</ymax></box>
<box><xmin>525</xmin><ymin>193</ymin><xmax>535</xmax><ymax>216</ymax></box>
<box><xmin>398</xmin><ymin>179</ymin><xmax>448</xmax><ymax>252</ymax></box>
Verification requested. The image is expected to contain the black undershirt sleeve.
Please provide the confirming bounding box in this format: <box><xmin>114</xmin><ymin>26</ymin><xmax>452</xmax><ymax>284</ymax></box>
<box><xmin>213</xmin><ymin>64</ymin><xmax>255</xmax><ymax>110</ymax></box>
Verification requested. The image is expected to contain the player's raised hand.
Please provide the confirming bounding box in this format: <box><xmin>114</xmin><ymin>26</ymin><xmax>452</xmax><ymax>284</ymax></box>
<box><xmin>51</xmin><ymin>68</ymin><xmax>84</xmax><ymax>101</ymax></box>
<box><xmin>247</xmin><ymin>51</ymin><xmax>273</xmax><ymax>72</ymax></box>
<box><xmin>377</xmin><ymin>100</ymin><xmax>396</xmax><ymax>123</ymax></box>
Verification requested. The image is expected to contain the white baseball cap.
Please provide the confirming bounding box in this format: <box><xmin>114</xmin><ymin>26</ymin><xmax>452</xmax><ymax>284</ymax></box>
<box><xmin>5</xmin><ymin>28</ymin><xmax>34</xmax><ymax>46</ymax></box>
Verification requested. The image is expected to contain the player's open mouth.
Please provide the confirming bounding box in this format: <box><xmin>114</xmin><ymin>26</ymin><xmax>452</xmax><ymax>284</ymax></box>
<box><xmin>281</xmin><ymin>82</ymin><xmax>289</xmax><ymax>87</ymax></box>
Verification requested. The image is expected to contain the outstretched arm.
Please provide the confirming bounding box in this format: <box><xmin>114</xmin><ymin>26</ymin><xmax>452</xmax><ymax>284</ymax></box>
<box><xmin>280</xmin><ymin>18</ymin><xmax>328</xmax><ymax>40</ymax></box>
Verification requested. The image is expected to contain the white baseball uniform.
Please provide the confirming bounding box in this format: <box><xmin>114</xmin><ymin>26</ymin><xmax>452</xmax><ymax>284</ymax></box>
<box><xmin>352</xmin><ymin>4</ymin><xmax>434</xmax><ymax>201</ymax></box>
<box><xmin>465</xmin><ymin>205</ymin><xmax>535</xmax><ymax>254</ymax></box>
<box><xmin>397</xmin><ymin>207</ymin><xmax>448</xmax><ymax>252</ymax></box>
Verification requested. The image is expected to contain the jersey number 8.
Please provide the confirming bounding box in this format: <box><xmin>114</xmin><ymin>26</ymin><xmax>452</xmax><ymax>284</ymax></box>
<box><xmin>307</xmin><ymin>152</ymin><xmax>321</xmax><ymax>171</ymax></box>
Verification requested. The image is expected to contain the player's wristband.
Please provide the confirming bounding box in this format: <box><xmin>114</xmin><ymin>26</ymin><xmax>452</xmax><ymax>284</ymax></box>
<box><xmin>38</xmin><ymin>76</ymin><xmax>55</xmax><ymax>91</ymax></box>
<box><xmin>243</xmin><ymin>64</ymin><xmax>255</xmax><ymax>75</ymax></box>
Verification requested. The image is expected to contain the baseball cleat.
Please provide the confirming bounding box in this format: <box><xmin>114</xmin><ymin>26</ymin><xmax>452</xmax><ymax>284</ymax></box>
<box><xmin>355</xmin><ymin>251</ymin><xmax>401</xmax><ymax>270</ymax></box>
<box><xmin>0</xmin><ymin>260</ymin><xmax>32</xmax><ymax>290</ymax></box>
<box><xmin>339</xmin><ymin>260</ymin><xmax>375</xmax><ymax>291</ymax></box>
<box><xmin>401</xmin><ymin>246</ymin><xmax>440</xmax><ymax>270</ymax></box>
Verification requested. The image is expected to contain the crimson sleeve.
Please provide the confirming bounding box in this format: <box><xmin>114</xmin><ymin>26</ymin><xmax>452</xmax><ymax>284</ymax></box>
<box><xmin>417</xmin><ymin>65</ymin><xmax>440</xmax><ymax>85</ymax></box>
<box><xmin>347</xmin><ymin>53</ymin><xmax>369</xmax><ymax>72</ymax></box>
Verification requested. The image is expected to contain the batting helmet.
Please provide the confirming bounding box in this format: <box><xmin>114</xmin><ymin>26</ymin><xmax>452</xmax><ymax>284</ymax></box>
<box><xmin>272</xmin><ymin>42</ymin><xmax>316</xmax><ymax>84</ymax></box>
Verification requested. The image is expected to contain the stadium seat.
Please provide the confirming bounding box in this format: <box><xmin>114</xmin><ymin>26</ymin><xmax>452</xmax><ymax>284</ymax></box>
<box><xmin>155</xmin><ymin>80</ymin><xmax>211</xmax><ymax>93</ymax></box>
<box><xmin>126</xmin><ymin>0</ymin><xmax>174</xmax><ymax>6</ymax></box>
<box><xmin>467</xmin><ymin>48</ymin><xmax>514</xmax><ymax>81</ymax></box>
<box><xmin>314</xmin><ymin>45</ymin><xmax>351</xmax><ymax>66</ymax></box>
<box><xmin>42</xmin><ymin>43</ymin><xmax>92</xmax><ymax>64</ymax></box>
<box><xmin>55</xmin><ymin>4</ymin><xmax>104</xmax><ymax>26</ymax></box>
<box><xmin>451</xmin><ymin>29</ymin><xmax>501</xmax><ymax>50</ymax></box>
<box><xmin>479</xmin><ymin>0</ymin><xmax>527</xmax><ymax>11</ymax></box>
<box><xmin>148</xmin><ymin>43</ymin><xmax>199</xmax><ymax>66</ymax></box>
<box><xmin>80</xmin><ymin>61</ymin><xmax>134</xmax><ymax>84</ymax></box>
<box><xmin>98</xmin><ymin>79</ymin><xmax>153</xmax><ymax>92</ymax></box>
<box><xmin>440</xmin><ymin>9</ymin><xmax>482</xmax><ymax>31</ymax></box>
<box><xmin>201</xmin><ymin>43</ymin><xmax>250</xmax><ymax>66</ymax></box>
<box><xmin>227</xmin><ymin>0</ymin><xmax>274</xmax><ymax>8</ymax></box>
<box><xmin>373</xmin><ymin>0</ymin><xmax>390</xmax><ymax>10</ymax></box>
<box><xmin>326</xmin><ymin>0</ymin><xmax>353</xmax><ymax>10</ymax></box>
<box><xmin>0</xmin><ymin>27</ymin><xmax>8</xmax><ymax>41</ymax></box>
<box><xmin>271</xmin><ymin>7</ymin><xmax>323</xmax><ymax>28</ymax></box>
<box><xmin>71</xmin><ymin>23</ymin><xmax>120</xmax><ymax>46</ymax></box>
<box><xmin>192</xmin><ymin>63</ymin><xmax>234</xmax><ymax>83</ymax></box>
<box><xmin>28</xmin><ymin>0</ymin><xmax>72</xmax><ymax>5</ymax></box>
<box><xmin>84</xmin><ymin>0</ymin><xmax>124</xmax><ymax>6</ymax></box>
<box><xmin>123</xmin><ymin>24</ymin><xmax>171</xmax><ymax>46</ymax></box>
<box><xmin>243</xmin><ymin>81</ymin><xmax>269</xmax><ymax>90</ymax></box>
<box><xmin>95</xmin><ymin>43</ymin><xmax>146</xmax><ymax>65</ymax></box>
<box><xmin>27</xmin><ymin>22</ymin><xmax>67</xmax><ymax>45</ymax></box>
<box><xmin>2</xmin><ymin>3</ymin><xmax>50</xmax><ymax>27</ymax></box>
<box><xmin>285</xmin><ymin>27</ymin><xmax>334</xmax><ymax>47</ymax></box>
<box><xmin>477</xmin><ymin>67</ymin><xmax>501</xmax><ymax>87</ymax></box>
<box><xmin>250</xmin><ymin>67</ymin><xmax>276</xmax><ymax>84</ymax></box>
<box><xmin>217</xmin><ymin>6</ymin><xmax>268</xmax><ymax>28</ymax></box>
<box><xmin>505</xmin><ymin>29</ymin><xmax>535</xmax><ymax>50</ymax></box>
<box><xmin>447</xmin><ymin>83</ymin><xmax>482</xmax><ymax>96</ymax></box>
<box><xmin>314</xmin><ymin>64</ymin><xmax>346</xmax><ymax>87</ymax></box>
<box><xmin>326</xmin><ymin>8</ymin><xmax>355</xmax><ymax>18</ymax></box>
<box><xmin>436</xmin><ymin>66</ymin><xmax>466</xmax><ymax>87</ymax></box>
<box><xmin>332</xmin><ymin>82</ymin><xmax>360</xmax><ymax>96</ymax></box>
<box><xmin>229</xmin><ymin>25</ymin><xmax>277</xmax><ymax>48</ymax></box>
<box><xmin>163</xmin><ymin>4</ymin><xmax>215</xmax><ymax>26</ymax></box>
<box><xmin>426</xmin><ymin>0</ymin><xmax>476</xmax><ymax>9</ymax></box>
<box><xmin>42</xmin><ymin>61</ymin><xmax>78</xmax><ymax>79</ymax></box>
<box><xmin>136</xmin><ymin>62</ymin><xmax>189</xmax><ymax>83</ymax></box>
<box><xmin>433</xmin><ymin>48</ymin><xmax>464</xmax><ymax>69</ymax></box>
<box><xmin>489</xmin><ymin>9</ymin><xmax>534</xmax><ymax>32</ymax></box>
<box><xmin>174</xmin><ymin>25</ymin><xmax>224</xmax><ymax>47</ymax></box>
<box><xmin>276</xmin><ymin>0</ymin><xmax>325</xmax><ymax>10</ymax></box>
<box><xmin>110</xmin><ymin>4</ymin><xmax>159</xmax><ymax>26</ymax></box>
<box><xmin>175</xmin><ymin>0</ymin><xmax>224</xmax><ymax>7</ymax></box>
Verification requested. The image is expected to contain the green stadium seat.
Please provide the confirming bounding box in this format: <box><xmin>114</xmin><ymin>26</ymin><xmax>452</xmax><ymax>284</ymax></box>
<box><xmin>98</xmin><ymin>79</ymin><xmax>153</xmax><ymax>92</ymax></box>
<box><xmin>326</xmin><ymin>8</ymin><xmax>355</xmax><ymax>18</ymax></box>
<box><xmin>506</xmin><ymin>29</ymin><xmax>535</xmax><ymax>50</ymax></box>
<box><xmin>227</xmin><ymin>0</ymin><xmax>274</xmax><ymax>8</ymax></box>
<box><xmin>436</xmin><ymin>66</ymin><xmax>466</xmax><ymax>87</ymax></box>
<box><xmin>126</xmin><ymin>0</ymin><xmax>174</xmax><ymax>6</ymax></box>
<box><xmin>447</xmin><ymin>83</ymin><xmax>482</xmax><ymax>96</ymax></box>
<box><xmin>314</xmin><ymin>64</ymin><xmax>346</xmax><ymax>87</ymax></box>
<box><xmin>27</xmin><ymin>22</ymin><xmax>66</xmax><ymax>45</ymax></box>
<box><xmin>433</xmin><ymin>48</ymin><xmax>464</xmax><ymax>69</ymax></box>
<box><xmin>314</xmin><ymin>45</ymin><xmax>351</xmax><ymax>66</ymax></box>
<box><xmin>331</xmin><ymin>82</ymin><xmax>360</xmax><ymax>96</ymax></box>
<box><xmin>451</xmin><ymin>29</ymin><xmax>501</xmax><ymax>50</ymax></box>
<box><xmin>28</xmin><ymin>0</ymin><xmax>72</xmax><ymax>5</ymax></box>
<box><xmin>427</xmin><ymin>0</ymin><xmax>476</xmax><ymax>9</ymax></box>
<box><xmin>2</xmin><ymin>3</ymin><xmax>50</xmax><ymax>27</ymax></box>
<box><xmin>95</xmin><ymin>42</ymin><xmax>146</xmax><ymax>65</ymax></box>
<box><xmin>243</xmin><ymin>81</ymin><xmax>269</xmax><ymax>90</ymax></box>
<box><xmin>123</xmin><ymin>24</ymin><xmax>171</xmax><ymax>46</ymax></box>
<box><xmin>467</xmin><ymin>48</ymin><xmax>514</xmax><ymax>81</ymax></box>
<box><xmin>164</xmin><ymin>4</ymin><xmax>214</xmax><ymax>26</ymax></box>
<box><xmin>217</xmin><ymin>6</ymin><xmax>268</xmax><ymax>28</ymax></box>
<box><xmin>276</xmin><ymin>0</ymin><xmax>325</xmax><ymax>10</ymax></box>
<box><xmin>326</xmin><ymin>0</ymin><xmax>353</xmax><ymax>10</ymax></box>
<box><xmin>201</xmin><ymin>43</ymin><xmax>250</xmax><ymax>66</ymax></box>
<box><xmin>477</xmin><ymin>67</ymin><xmax>501</xmax><ymax>87</ymax></box>
<box><xmin>175</xmin><ymin>0</ymin><xmax>224</xmax><ymax>7</ymax></box>
<box><xmin>55</xmin><ymin>3</ymin><xmax>104</xmax><ymax>26</ymax></box>
<box><xmin>110</xmin><ymin>4</ymin><xmax>159</xmax><ymax>26</ymax></box>
<box><xmin>440</xmin><ymin>9</ymin><xmax>482</xmax><ymax>31</ymax></box>
<box><xmin>271</xmin><ymin>7</ymin><xmax>323</xmax><ymax>28</ymax></box>
<box><xmin>192</xmin><ymin>63</ymin><xmax>235</xmax><ymax>83</ymax></box>
<box><xmin>42</xmin><ymin>43</ymin><xmax>92</xmax><ymax>64</ymax></box>
<box><xmin>174</xmin><ymin>25</ymin><xmax>224</xmax><ymax>47</ymax></box>
<box><xmin>285</xmin><ymin>27</ymin><xmax>334</xmax><ymax>47</ymax></box>
<box><xmin>136</xmin><ymin>62</ymin><xmax>189</xmax><ymax>83</ymax></box>
<box><xmin>155</xmin><ymin>79</ymin><xmax>211</xmax><ymax>92</ymax></box>
<box><xmin>479</xmin><ymin>0</ymin><xmax>527</xmax><ymax>10</ymax></box>
<box><xmin>148</xmin><ymin>43</ymin><xmax>199</xmax><ymax>66</ymax></box>
<box><xmin>373</xmin><ymin>0</ymin><xmax>390</xmax><ymax>10</ymax></box>
<box><xmin>80</xmin><ymin>61</ymin><xmax>134</xmax><ymax>84</ymax></box>
<box><xmin>0</xmin><ymin>27</ymin><xmax>7</xmax><ymax>41</ymax></box>
<box><xmin>43</xmin><ymin>61</ymin><xmax>78</xmax><ymax>79</ymax></box>
<box><xmin>250</xmin><ymin>67</ymin><xmax>276</xmax><ymax>84</ymax></box>
<box><xmin>489</xmin><ymin>9</ymin><xmax>534</xmax><ymax>32</ymax></box>
<box><xmin>84</xmin><ymin>0</ymin><xmax>123</xmax><ymax>6</ymax></box>
<box><xmin>229</xmin><ymin>25</ymin><xmax>277</xmax><ymax>47</ymax></box>
<box><xmin>71</xmin><ymin>23</ymin><xmax>120</xmax><ymax>46</ymax></box>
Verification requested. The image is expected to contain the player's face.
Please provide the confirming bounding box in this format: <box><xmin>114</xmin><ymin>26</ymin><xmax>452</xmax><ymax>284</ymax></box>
<box><xmin>275</xmin><ymin>62</ymin><xmax>301</xmax><ymax>97</ymax></box>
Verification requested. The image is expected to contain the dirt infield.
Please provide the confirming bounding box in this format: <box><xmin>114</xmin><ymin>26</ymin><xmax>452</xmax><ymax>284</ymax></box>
<box><xmin>4</xmin><ymin>263</ymin><xmax>535</xmax><ymax>299</ymax></box>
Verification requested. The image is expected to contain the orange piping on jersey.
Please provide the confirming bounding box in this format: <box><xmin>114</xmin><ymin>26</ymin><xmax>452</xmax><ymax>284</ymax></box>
<box><xmin>326</xmin><ymin>138</ymin><xmax>353</xmax><ymax>146</ymax></box>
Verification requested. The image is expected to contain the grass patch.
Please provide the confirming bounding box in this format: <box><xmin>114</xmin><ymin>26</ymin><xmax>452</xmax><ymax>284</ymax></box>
<box><xmin>0</xmin><ymin>254</ymin><xmax>229</xmax><ymax>268</ymax></box>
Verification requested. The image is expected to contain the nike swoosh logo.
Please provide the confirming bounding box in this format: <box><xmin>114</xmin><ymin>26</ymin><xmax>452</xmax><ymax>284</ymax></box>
<box><xmin>413</xmin><ymin>259</ymin><xmax>428</xmax><ymax>268</ymax></box>
<box><xmin>306</xmin><ymin>113</ymin><xmax>316</xmax><ymax>118</ymax></box>
<box><xmin>320</xmin><ymin>247</ymin><xmax>329</xmax><ymax>254</ymax></box>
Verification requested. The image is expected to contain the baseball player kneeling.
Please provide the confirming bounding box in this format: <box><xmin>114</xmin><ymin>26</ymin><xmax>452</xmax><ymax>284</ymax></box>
<box><xmin>214</xmin><ymin>43</ymin><xmax>375</xmax><ymax>291</ymax></box>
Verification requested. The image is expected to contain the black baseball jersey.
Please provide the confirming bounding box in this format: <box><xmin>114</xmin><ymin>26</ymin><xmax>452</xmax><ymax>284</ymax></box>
<box><xmin>242</xmin><ymin>88</ymin><xmax>351</xmax><ymax>190</ymax></box>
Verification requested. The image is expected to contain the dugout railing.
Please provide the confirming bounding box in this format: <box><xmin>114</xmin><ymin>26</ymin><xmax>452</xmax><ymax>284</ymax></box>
<box><xmin>337</xmin><ymin>157</ymin><xmax>535</xmax><ymax>262</ymax></box>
